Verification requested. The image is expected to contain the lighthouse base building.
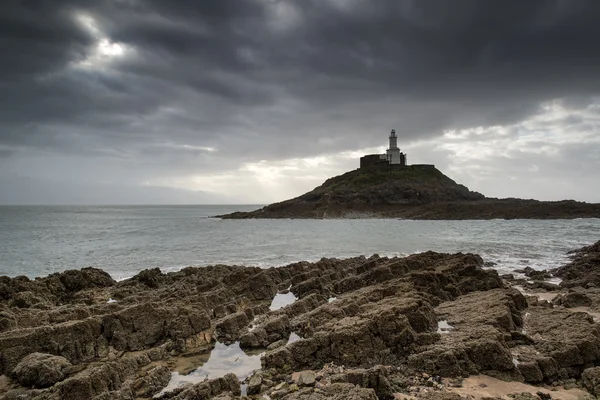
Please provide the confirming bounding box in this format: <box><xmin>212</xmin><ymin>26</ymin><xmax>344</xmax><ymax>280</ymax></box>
<box><xmin>360</xmin><ymin>130</ymin><xmax>433</xmax><ymax>170</ymax></box>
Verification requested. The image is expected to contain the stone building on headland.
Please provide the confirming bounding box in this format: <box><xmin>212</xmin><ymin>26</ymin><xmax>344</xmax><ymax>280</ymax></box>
<box><xmin>360</xmin><ymin>129</ymin><xmax>435</xmax><ymax>170</ymax></box>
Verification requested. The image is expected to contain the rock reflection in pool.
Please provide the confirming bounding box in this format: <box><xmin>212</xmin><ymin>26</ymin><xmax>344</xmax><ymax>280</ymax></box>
<box><xmin>160</xmin><ymin>341</ymin><xmax>264</xmax><ymax>394</ymax></box>
<box><xmin>269</xmin><ymin>291</ymin><xmax>297</xmax><ymax>311</ymax></box>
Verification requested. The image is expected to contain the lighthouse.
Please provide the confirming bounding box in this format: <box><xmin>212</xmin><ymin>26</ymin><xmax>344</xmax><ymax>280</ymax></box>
<box><xmin>359</xmin><ymin>129</ymin><xmax>409</xmax><ymax>168</ymax></box>
<box><xmin>386</xmin><ymin>129</ymin><xmax>405</xmax><ymax>165</ymax></box>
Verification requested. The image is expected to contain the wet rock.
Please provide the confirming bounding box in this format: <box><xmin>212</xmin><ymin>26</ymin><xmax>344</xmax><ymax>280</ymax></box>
<box><xmin>12</xmin><ymin>352</ymin><xmax>72</xmax><ymax>388</ymax></box>
<box><xmin>267</xmin><ymin>339</ymin><xmax>286</xmax><ymax>351</ymax></box>
<box><xmin>530</xmin><ymin>281</ymin><xmax>561</xmax><ymax>291</ymax></box>
<box><xmin>515</xmin><ymin>267</ymin><xmax>552</xmax><ymax>280</ymax></box>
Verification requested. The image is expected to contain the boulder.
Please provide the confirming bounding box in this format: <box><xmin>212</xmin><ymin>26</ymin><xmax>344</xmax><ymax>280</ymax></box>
<box><xmin>297</xmin><ymin>370</ymin><xmax>316</xmax><ymax>386</ymax></box>
<box><xmin>582</xmin><ymin>366</ymin><xmax>600</xmax><ymax>396</ymax></box>
<box><xmin>560</xmin><ymin>292</ymin><xmax>593</xmax><ymax>308</ymax></box>
<box><xmin>55</xmin><ymin>267</ymin><xmax>116</xmax><ymax>293</ymax></box>
<box><xmin>246</xmin><ymin>373</ymin><xmax>262</xmax><ymax>395</ymax></box>
<box><xmin>12</xmin><ymin>352</ymin><xmax>72</xmax><ymax>388</ymax></box>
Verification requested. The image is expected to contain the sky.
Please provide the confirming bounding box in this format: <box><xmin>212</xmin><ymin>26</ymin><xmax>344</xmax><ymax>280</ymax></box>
<box><xmin>1</xmin><ymin>0</ymin><xmax>599</xmax><ymax>205</ymax></box>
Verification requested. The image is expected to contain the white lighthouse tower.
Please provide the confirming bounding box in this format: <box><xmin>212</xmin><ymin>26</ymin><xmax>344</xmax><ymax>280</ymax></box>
<box><xmin>386</xmin><ymin>129</ymin><xmax>403</xmax><ymax>165</ymax></box>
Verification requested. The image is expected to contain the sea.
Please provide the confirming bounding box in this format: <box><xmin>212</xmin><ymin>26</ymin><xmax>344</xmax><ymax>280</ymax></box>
<box><xmin>0</xmin><ymin>205</ymin><xmax>598</xmax><ymax>281</ymax></box>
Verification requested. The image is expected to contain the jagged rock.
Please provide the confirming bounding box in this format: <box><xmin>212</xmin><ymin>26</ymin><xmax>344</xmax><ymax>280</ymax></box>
<box><xmin>12</xmin><ymin>353</ymin><xmax>72</xmax><ymax>388</ymax></box>
<box><xmin>129</xmin><ymin>365</ymin><xmax>171</xmax><ymax>397</ymax></box>
<box><xmin>56</xmin><ymin>267</ymin><xmax>115</xmax><ymax>293</ymax></box>
<box><xmin>216</xmin><ymin>311</ymin><xmax>249</xmax><ymax>341</ymax></box>
<box><xmin>9</xmin><ymin>291</ymin><xmax>51</xmax><ymax>309</ymax></box>
<box><xmin>553</xmin><ymin>241</ymin><xmax>600</xmax><ymax>288</ymax></box>
<box><xmin>156</xmin><ymin>373</ymin><xmax>241</xmax><ymax>399</ymax></box>
<box><xmin>4</xmin><ymin>245</ymin><xmax>600</xmax><ymax>399</ymax></box>
<box><xmin>133</xmin><ymin>267</ymin><xmax>164</xmax><ymax>288</ymax></box>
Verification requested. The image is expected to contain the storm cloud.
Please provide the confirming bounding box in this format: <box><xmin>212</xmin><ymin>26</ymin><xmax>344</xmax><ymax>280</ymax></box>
<box><xmin>1</xmin><ymin>0</ymin><xmax>599</xmax><ymax>203</ymax></box>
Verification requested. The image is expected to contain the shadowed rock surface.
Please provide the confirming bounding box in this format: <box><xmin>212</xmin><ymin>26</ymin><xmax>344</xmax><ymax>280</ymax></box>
<box><xmin>216</xmin><ymin>166</ymin><xmax>600</xmax><ymax>220</ymax></box>
<box><xmin>0</xmin><ymin>241</ymin><xmax>599</xmax><ymax>399</ymax></box>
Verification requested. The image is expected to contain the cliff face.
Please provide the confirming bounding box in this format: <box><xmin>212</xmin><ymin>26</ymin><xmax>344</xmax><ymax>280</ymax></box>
<box><xmin>218</xmin><ymin>165</ymin><xmax>600</xmax><ymax>219</ymax></box>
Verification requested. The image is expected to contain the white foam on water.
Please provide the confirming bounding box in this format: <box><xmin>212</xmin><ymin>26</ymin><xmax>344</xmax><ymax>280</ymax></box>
<box><xmin>269</xmin><ymin>291</ymin><xmax>297</xmax><ymax>311</ymax></box>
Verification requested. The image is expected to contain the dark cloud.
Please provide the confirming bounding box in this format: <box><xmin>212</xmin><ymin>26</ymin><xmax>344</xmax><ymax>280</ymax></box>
<box><xmin>1</xmin><ymin>0</ymin><xmax>600</xmax><ymax>203</ymax></box>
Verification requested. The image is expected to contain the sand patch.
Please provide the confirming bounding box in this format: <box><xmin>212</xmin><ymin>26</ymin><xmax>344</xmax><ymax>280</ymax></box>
<box><xmin>447</xmin><ymin>375</ymin><xmax>588</xmax><ymax>400</ymax></box>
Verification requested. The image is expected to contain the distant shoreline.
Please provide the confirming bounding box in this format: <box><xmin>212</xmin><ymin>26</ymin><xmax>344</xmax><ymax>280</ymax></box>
<box><xmin>217</xmin><ymin>198</ymin><xmax>600</xmax><ymax>220</ymax></box>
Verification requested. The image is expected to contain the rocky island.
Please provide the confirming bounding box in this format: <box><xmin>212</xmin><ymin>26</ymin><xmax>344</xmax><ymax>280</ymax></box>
<box><xmin>217</xmin><ymin>165</ymin><xmax>600</xmax><ymax>220</ymax></box>
<box><xmin>217</xmin><ymin>129</ymin><xmax>600</xmax><ymax>220</ymax></box>
<box><xmin>1</xmin><ymin>241</ymin><xmax>600</xmax><ymax>399</ymax></box>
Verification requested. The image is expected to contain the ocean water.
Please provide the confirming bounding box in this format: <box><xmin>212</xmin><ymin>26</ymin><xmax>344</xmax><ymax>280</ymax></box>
<box><xmin>0</xmin><ymin>205</ymin><xmax>598</xmax><ymax>280</ymax></box>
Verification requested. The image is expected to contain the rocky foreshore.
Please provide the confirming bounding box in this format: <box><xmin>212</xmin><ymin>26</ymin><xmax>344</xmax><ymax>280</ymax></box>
<box><xmin>1</xmin><ymin>242</ymin><xmax>600</xmax><ymax>400</ymax></box>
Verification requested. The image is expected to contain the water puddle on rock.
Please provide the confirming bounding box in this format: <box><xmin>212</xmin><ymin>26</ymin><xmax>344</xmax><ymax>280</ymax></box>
<box><xmin>437</xmin><ymin>320</ymin><xmax>454</xmax><ymax>334</ymax></box>
<box><xmin>269</xmin><ymin>291</ymin><xmax>297</xmax><ymax>311</ymax></box>
<box><xmin>546</xmin><ymin>276</ymin><xmax>562</xmax><ymax>285</ymax></box>
<box><xmin>287</xmin><ymin>332</ymin><xmax>303</xmax><ymax>345</ymax></box>
<box><xmin>248</xmin><ymin>316</ymin><xmax>260</xmax><ymax>332</ymax></box>
<box><xmin>569</xmin><ymin>306</ymin><xmax>600</xmax><ymax>322</ymax></box>
<box><xmin>158</xmin><ymin>341</ymin><xmax>264</xmax><ymax>395</ymax></box>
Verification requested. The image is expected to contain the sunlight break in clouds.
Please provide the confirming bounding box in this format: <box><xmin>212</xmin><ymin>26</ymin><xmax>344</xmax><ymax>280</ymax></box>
<box><xmin>72</xmin><ymin>12</ymin><xmax>132</xmax><ymax>69</ymax></box>
<box><xmin>146</xmin><ymin>147</ymin><xmax>386</xmax><ymax>203</ymax></box>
